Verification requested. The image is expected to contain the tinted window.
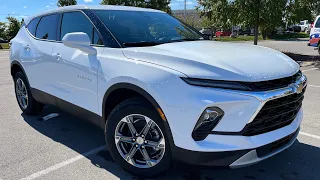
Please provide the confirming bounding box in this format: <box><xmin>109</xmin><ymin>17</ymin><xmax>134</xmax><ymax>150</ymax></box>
<box><xmin>315</xmin><ymin>18</ymin><xmax>320</xmax><ymax>28</ymax></box>
<box><xmin>93</xmin><ymin>30</ymin><xmax>103</xmax><ymax>45</ymax></box>
<box><xmin>93</xmin><ymin>10</ymin><xmax>203</xmax><ymax>47</ymax></box>
<box><xmin>27</xmin><ymin>17</ymin><xmax>40</xmax><ymax>36</ymax></box>
<box><xmin>36</xmin><ymin>14</ymin><xmax>58</xmax><ymax>40</ymax></box>
<box><xmin>61</xmin><ymin>11</ymin><xmax>102</xmax><ymax>45</ymax></box>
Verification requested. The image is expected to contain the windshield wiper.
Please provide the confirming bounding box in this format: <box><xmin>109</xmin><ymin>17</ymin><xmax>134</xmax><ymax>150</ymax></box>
<box><xmin>123</xmin><ymin>41</ymin><xmax>164</xmax><ymax>47</ymax></box>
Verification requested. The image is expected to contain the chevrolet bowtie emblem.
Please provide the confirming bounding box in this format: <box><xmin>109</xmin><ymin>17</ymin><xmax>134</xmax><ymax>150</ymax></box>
<box><xmin>294</xmin><ymin>82</ymin><xmax>304</xmax><ymax>94</ymax></box>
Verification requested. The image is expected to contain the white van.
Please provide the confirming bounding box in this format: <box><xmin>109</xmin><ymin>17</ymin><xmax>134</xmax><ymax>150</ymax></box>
<box><xmin>309</xmin><ymin>15</ymin><xmax>320</xmax><ymax>54</ymax></box>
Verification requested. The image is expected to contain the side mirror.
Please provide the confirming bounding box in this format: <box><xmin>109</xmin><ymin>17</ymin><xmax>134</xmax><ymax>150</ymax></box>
<box><xmin>62</xmin><ymin>32</ymin><xmax>97</xmax><ymax>55</ymax></box>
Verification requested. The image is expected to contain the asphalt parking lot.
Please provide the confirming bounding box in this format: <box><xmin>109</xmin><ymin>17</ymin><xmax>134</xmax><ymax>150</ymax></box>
<box><xmin>0</xmin><ymin>49</ymin><xmax>319</xmax><ymax>180</ymax></box>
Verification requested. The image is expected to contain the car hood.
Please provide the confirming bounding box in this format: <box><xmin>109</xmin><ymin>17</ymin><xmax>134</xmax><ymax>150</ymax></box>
<box><xmin>122</xmin><ymin>41</ymin><xmax>299</xmax><ymax>82</ymax></box>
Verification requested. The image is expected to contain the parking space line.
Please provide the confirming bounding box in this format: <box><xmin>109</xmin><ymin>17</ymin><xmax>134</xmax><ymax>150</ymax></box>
<box><xmin>302</xmin><ymin>68</ymin><xmax>319</xmax><ymax>72</ymax></box>
<box><xmin>20</xmin><ymin>145</ymin><xmax>105</xmax><ymax>180</ymax></box>
<box><xmin>300</xmin><ymin>131</ymin><xmax>320</xmax><ymax>140</ymax></box>
<box><xmin>308</xmin><ymin>85</ymin><xmax>320</xmax><ymax>88</ymax></box>
<box><xmin>18</xmin><ymin>131</ymin><xmax>320</xmax><ymax>180</ymax></box>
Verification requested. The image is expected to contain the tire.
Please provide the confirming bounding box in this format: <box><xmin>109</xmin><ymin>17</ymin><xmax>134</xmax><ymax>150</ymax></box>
<box><xmin>105</xmin><ymin>97</ymin><xmax>172</xmax><ymax>177</ymax></box>
<box><xmin>14</xmin><ymin>71</ymin><xmax>43</xmax><ymax>114</ymax></box>
<box><xmin>318</xmin><ymin>43</ymin><xmax>320</xmax><ymax>55</ymax></box>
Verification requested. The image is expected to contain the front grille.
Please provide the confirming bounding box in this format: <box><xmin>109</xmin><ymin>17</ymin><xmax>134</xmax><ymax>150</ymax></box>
<box><xmin>242</xmin><ymin>71</ymin><xmax>302</xmax><ymax>91</ymax></box>
<box><xmin>241</xmin><ymin>87</ymin><xmax>306</xmax><ymax>136</ymax></box>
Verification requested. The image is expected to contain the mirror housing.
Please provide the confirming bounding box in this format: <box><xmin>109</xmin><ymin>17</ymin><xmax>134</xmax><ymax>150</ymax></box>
<box><xmin>62</xmin><ymin>32</ymin><xmax>97</xmax><ymax>55</ymax></box>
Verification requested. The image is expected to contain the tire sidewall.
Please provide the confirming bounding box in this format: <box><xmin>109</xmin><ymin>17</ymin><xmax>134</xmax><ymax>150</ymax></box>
<box><xmin>14</xmin><ymin>72</ymin><xmax>35</xmax><ymax>114</ymax></box>
<box><xmin>105</xmin><ymin>100</ymin><xmax>172</xmax><ymax>177</ymax></box>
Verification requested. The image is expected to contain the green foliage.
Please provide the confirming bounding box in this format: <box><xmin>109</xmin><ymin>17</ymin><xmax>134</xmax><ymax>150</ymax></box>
<box><xmin>100</xmin><ymin>0</ymin><xmax>171</xmax><ymax>13</ymax></box>
<box><xmin>0</xmin><ymin>22</ymin><xmax>7</xmax><ymax>40</ymax></box>
<box><xmin>57</xmin><ymin>0</ymin><xmax>77</xmax><ymax>7</ymax></box>
<box><xmin>196</xmin><ymin>0</ymin><xmax>235</xmax><ymax>29</ymax></box>
<box><xmin>6</xmin><ymin>17</ymin><xmax>21</xmax><ymax>40</ymax></box>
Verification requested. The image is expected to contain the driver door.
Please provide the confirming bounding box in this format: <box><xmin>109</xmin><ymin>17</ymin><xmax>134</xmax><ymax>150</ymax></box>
<box><xmin>52</xmin><ymin>11</ymin><xmax>104</xmax><ymax>126</ymax></box>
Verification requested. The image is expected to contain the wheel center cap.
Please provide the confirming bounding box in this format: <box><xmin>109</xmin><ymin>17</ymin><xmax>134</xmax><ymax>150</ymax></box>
<box><xmin>136</xmin><ymin>137</ymin><xmax>144</xmax><ymax>145</ymax></box>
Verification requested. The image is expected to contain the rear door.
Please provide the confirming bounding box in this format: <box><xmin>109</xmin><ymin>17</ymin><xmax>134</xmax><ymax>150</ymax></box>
<box><xmin>310</xmin><ymin>16</ymin><xmax>320</xmax><ymax>47</ymax></box>
<box><xmin>51</xmin><ymin>11</ymin><xmax>104</xmax><ymax>125</ymax></box>
<box><xmin>21</xmin><ymin>14</ymin><xmax>59</xmax><ymax>98</ymax></box>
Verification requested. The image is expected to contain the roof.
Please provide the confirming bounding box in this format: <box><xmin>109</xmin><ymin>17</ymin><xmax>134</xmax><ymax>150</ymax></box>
<box><xmin>25</xmin><ymin>5</ymin><xmax>164</xmax><ymax>24</ymax></box>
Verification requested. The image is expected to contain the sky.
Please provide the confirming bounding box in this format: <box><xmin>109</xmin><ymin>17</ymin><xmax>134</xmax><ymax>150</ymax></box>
<box><xmin>0</xmin><ymin>0</ymin><xmax>197</xmax><ymax>22</ymax></box>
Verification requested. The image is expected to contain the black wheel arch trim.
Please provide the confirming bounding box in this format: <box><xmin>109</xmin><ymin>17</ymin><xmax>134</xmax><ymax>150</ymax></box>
<box><xmin>11</xmin><ymin>60</ymin><xmax>31</xmax><ymax>86</ymax></box>
<box><xmin>102</xmin><ymin>83</ymin><xmax>175</xmax><ymax>145</ymax></box>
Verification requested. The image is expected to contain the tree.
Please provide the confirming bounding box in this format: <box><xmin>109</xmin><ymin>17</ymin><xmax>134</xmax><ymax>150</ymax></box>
<box><xmin>196</xmin><ymin>0</ymin><xmax>234</xmax><ymax>30</ymax></box>
<box><xmin>6</xmin><ymin>17</ymin><xmax>21</xmax><ymax>40</ymax></box>
<box><xmin>100</xmin><ymin>0</ymin><xmax>171</xmax><ymax>13</ymax></box>
<box><xmin>0</xmin><ymin>22</ymin><xmax>7</xmax><ymax>40</ymax></box>
<box><xmin>57</xmin><ymin>0</ymin><xmax>77</xmax><ymax>7</ymax></box>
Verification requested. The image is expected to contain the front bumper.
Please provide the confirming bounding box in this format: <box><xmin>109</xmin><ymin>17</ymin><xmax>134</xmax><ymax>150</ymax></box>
<box><xmin>172</xmin><ymin>127</ymin><xmax>299</xmax><ymax>167</ymax></box>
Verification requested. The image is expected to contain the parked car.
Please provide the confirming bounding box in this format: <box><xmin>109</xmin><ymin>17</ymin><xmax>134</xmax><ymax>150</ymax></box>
<box><xmin>0</xmin><ymin>38</ymin><xmax>8</xmax><ymax>43</ymax></box>
<box><xmin>215</xmin><ymin>30</ymin><xmax>232</xmax><ymax>37</ymax></box>
<box><xmin>10</xmin><ymin>5</ymin><xmax>307</xmax><ymax>177</ymax></box>
<box><xmin>309</xmin><ymin>15</ymin><xmax>320</xmax><ymax>54</ymax></box>
<box><xmin>299</xmin><ymin>20</ymin><xmax>310</xmax><ymax>32</ymax></box>
<box><xmin>287</xmin><ymin>25</ymin><xmax>301</xmax><ymax>32</ymax></box>
<box><xmin>199</xmin><ymin>28</ymin><xmax>214</xmax><ymax>39</ymax></box>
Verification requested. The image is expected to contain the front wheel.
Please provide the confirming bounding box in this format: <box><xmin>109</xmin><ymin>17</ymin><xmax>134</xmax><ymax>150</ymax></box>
<box><xmin>105</xmin><ymin>97</ymin><xmax>172</xmax><ymax>177</ymax></box>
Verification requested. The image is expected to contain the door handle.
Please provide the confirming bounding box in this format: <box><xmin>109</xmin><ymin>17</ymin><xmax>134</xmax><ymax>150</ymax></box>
<box><xmin>23</xmin><ymin>45</ymin><xmax>30</xmax><ymax>50</ymax></box>
<box><xmin>52</xmin><ymin>53</ymin><xmax>62</xmax><ymax>60</ymax></box>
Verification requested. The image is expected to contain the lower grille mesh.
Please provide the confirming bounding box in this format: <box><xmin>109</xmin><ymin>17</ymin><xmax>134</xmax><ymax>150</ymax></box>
<box><xmin>241</xmin><ymin>87</ymin><xmax>306</xmax><ymax>136</ymax></box>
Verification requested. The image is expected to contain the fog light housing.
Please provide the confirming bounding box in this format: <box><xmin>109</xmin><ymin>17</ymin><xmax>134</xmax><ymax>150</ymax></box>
<box><xmin>192</xmin><ymin>107</ymin><xmax>224</xmax><ymax>141</ymax></box>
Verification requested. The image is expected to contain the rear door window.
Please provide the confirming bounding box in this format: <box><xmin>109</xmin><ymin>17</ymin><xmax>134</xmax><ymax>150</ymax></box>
<box><xmin>35</xmin><ymin>14</ymin><xmax>58</xmax><ymax>40</ymax></box>
<box><xmin>27</xmin><ymin>17</ymin><xmax>40</xmax><ymax>36</ymax></box>
<box><xmin>60</xmin><ymin>11</ymin><xmax>103</xmax><ymax>45</ymax></box>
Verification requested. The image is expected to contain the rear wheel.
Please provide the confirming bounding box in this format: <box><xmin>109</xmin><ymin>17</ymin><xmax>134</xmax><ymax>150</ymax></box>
<box><xmin>105</xmin><ymin>97</ymin><xmax>172</xmax><ymax>177</ymax></box>
<box><xmin>14</xmin><ymin>71</ymin><xmax>43</xmax><ymax>114</ymax></box>
<box><xmin>318</xmin><ymin>43</ymin><xmax>320</xmax><ymax>55</ymax></box>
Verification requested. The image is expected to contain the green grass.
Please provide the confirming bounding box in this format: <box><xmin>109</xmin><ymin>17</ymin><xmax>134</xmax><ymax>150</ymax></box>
<box><xmin>0</xmin><ymin>43</ymin><xmax>9</xmax><ymax>49</ymax></box>
<box><xmin>214</xmin><ymin>35</ymin><xmax>265</xmax><ymax>42</ymax></box>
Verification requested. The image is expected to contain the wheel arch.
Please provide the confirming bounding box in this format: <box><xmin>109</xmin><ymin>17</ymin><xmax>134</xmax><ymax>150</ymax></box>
<box><xmin>11</xmin><ymin>61</ymin><xmax>31</xmax><ymax>86</ymax></box>
<box><xmin>101</xmin><ymin>83</ymin><xmax>174</xmax><ymax>144</ymax></box>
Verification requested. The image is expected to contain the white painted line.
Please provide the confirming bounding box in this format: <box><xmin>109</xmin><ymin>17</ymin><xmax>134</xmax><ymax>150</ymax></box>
<box><xmin>308</xmin><ymin>85</ymin><xmax>320</xmax><ymax>88</ymax></box>
<box><xmin>302</xmin><ymin>68</ymin><xmax>319</xmax><ymax>72</ymax></box>
<box><xmin>20</xmin><ymin>146</ymin><xmax>105</xmax><ymax>180</ymax></box>
<box><xmin>300</xmin><ymin>131</ymin><xmax>320</xmax><ymax>140</ymax></box>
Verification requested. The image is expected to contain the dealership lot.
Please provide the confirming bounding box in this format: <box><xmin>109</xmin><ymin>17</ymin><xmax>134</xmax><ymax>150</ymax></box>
<box><xmin>0</xmin><ymin>50</ymin><xmax>320</xmax><ymax>180</ymax></box>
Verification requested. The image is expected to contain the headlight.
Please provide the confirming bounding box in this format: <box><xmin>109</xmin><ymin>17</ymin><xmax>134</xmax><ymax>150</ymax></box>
<box><xmin>181</xmin><ymin>78</ymin><xmax>252</xmax><ymax>91</ymax></box>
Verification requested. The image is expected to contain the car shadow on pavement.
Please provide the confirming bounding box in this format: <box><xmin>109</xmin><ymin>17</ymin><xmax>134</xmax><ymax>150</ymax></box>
<box><xmin>22</xmin><ymin>106</ymin><xmax>320</xmax><ymax>180</ymax></box>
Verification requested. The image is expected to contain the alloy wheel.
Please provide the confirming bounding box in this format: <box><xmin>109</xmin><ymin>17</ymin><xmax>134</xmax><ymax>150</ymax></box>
<box><xmin>114</xmin><ymin>114</ymin><xmax>165</xmax><ymax>168</ymax></box>
<box><xmin>16</xmin><ymin>78</ymin><xmax>28</xmax><ymax>109</ymax></box>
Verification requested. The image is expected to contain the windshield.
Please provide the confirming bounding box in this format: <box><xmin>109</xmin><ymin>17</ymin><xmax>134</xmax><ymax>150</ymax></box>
<box><xmin>299</xmin><ymin>21</ymin><xmax>305</xmax><ymax>25</ymax></box>
<box><xmin>93</xmin><ymin>10</ymin><xmax>203</xmax><ymax>47</ymax></box>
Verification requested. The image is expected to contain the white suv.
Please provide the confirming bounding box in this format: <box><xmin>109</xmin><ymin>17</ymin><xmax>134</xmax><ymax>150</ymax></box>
<box><xmin>10</xmin><ymin>5</ymin><xmax>307</xmax><ymax>177</ymax></box>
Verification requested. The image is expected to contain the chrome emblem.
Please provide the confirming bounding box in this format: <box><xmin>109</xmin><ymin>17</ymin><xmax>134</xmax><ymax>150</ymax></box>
<box><xmin>295</xmin><ymin>82</ymin><xmax>304</xmax><ymax>94</ymax></box>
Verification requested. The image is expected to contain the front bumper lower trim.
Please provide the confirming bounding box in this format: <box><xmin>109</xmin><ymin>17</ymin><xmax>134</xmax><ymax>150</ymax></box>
<box><xmin>229</xmin><ymin>127</ymin><xmax>299</xmax><ymax>168</ymax></box>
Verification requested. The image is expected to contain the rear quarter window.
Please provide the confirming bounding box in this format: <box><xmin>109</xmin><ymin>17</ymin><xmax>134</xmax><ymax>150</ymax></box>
<box><xmin>35</xmin><ymin>14</ymin><xmax>58</xmax><ymax>40</ymax></box>
<box><xmin>27</xmin><ymin>17</ymin><xmax>40</xmax><ymax>36</ymax></box>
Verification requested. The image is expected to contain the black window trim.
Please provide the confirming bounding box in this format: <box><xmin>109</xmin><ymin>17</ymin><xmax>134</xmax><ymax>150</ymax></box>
<box><xmin>25</xmin><ymin>10</ymin><xmax>105</xmax><ymax>47</ymax></box>
<box><xmin>59</xmin><ymin>10</ymin><xmax>105</xmax><ymax>47</ymax></box>
<box><xmin>25</xmin><ymin>13</ymin><xmax>60</xmax><ymax>42</ymax></box>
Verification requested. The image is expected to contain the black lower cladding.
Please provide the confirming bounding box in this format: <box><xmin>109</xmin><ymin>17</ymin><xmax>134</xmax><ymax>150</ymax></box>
<box><xmin>256</xmin><ymin>128</ymin><xmax>299</xmax><ymax>157</ymax></box>
<box><xmin>30</xmin><ymin>88</ymin><xmax>102</xmax><ymax>128</ymax></box>
<box><xmin>172</xmin><ymin>128</ymin><xmax>299</xmax><ymax>166</ymax></box>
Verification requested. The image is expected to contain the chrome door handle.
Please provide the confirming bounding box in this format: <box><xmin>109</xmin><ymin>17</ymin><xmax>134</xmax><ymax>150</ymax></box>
<box><xmin>52</xmin><ymin>53</ymin><xmax>62</xmax><ymax>60</ymax></box>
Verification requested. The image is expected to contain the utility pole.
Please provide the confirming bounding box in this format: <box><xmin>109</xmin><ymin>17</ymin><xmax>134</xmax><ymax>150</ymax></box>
<box><xmin>184</xmin><ymin>0</ymin><xmax>186</xmax><ymax>21</ymax></box>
